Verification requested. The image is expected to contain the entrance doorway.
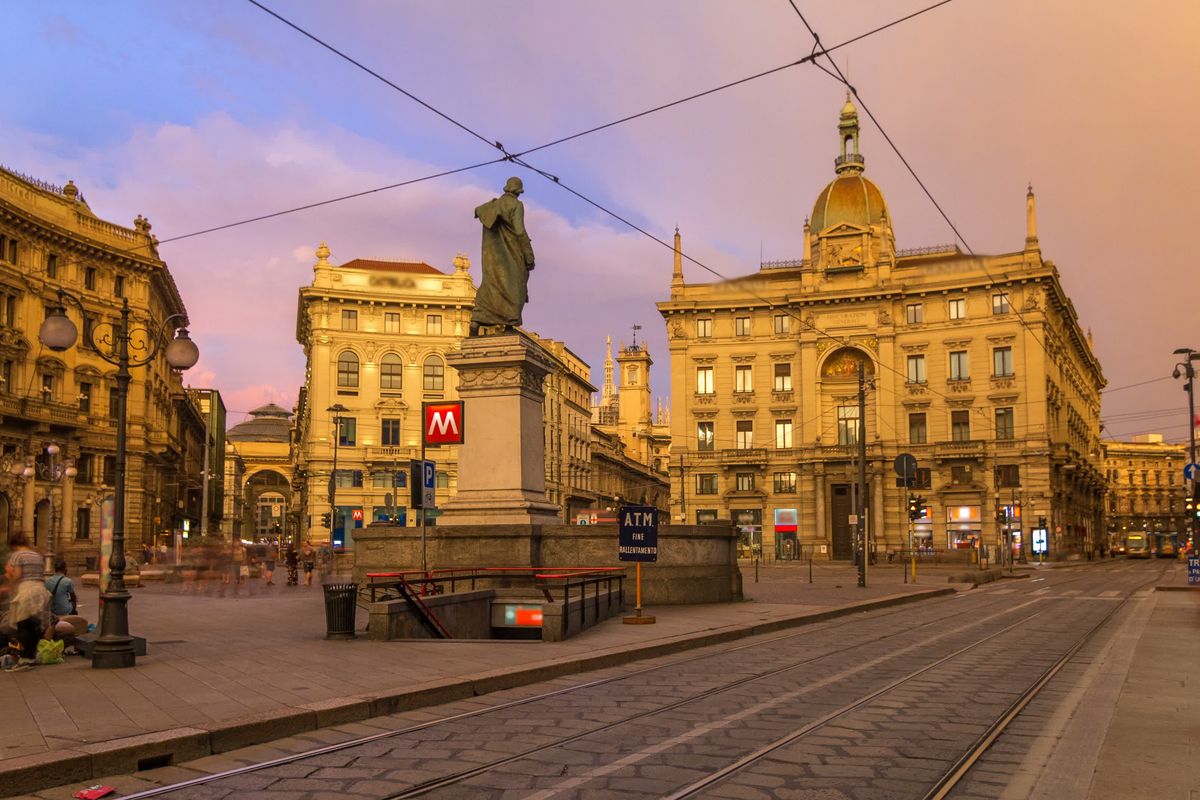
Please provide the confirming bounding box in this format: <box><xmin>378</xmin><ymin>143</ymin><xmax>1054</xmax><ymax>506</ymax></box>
<box><xmin>831</xmin><ymin>485</ymin><xmax>853</xmax><ymax>560</ymax></box>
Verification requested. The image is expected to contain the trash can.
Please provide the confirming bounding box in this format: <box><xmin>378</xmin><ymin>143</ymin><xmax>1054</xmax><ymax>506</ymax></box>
<box><xmin>322</xmin><ymin>582</ymin><xmax>358</xmax><ymax>640</ymax></box>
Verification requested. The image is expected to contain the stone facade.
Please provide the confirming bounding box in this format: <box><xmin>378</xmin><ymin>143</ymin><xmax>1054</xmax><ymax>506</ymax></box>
<box><xmin>0</xmin><ymin>166</ymin><xmax>199</xmax><ymax>569</ymax></box>
<box><xmin>1101</xmin><ymin>435</ymin><xmax>1188</xmax><ymax>550</ymax></box>
<box><xmin>226</xmin><ymin>403</ymin><xmax>294</xmax><ymax>543</ymax></box>
<box><xmin>657</xmin><ymin>99</ymin><xmax>1106</xmax><ymax>562</ymax></box>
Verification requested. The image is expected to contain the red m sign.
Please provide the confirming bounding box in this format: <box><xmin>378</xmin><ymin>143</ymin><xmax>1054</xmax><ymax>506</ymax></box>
<box><xmin>423</xmin><ymin>401</ymin><xmax>465</xmax><ymax>446</ymax></box>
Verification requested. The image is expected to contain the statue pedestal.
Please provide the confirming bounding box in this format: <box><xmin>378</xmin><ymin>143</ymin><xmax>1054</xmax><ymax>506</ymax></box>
<box><xmin>438</xmin><ymin>332</ymin><xmax>561</xmax><ymax>526</ymax></box>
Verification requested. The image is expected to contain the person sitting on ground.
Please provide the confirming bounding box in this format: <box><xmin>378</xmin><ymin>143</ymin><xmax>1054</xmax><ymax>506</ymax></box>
<box><xmin>44</xmin><ymin>560</ymin><xmax>77</xmax><ymax>619</ymax></box>
<box><xmin>1</xmin><ymin>532</ymin><xmax>51</xmax><ymax>672</ymax></box>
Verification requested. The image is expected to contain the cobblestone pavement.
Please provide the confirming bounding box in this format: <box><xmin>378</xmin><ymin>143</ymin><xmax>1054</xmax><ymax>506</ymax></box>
<box><xmin>16</xmin><ymin>560</ymin><xmax>1170</xmax><ymax>800</ymax></box>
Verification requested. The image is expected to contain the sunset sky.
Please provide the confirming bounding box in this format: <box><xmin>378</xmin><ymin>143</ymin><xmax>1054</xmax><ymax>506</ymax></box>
<box><xmin>4</xmin><ymin>1</ymin><xmax>1197</xmax><ymax>443</ymax></box>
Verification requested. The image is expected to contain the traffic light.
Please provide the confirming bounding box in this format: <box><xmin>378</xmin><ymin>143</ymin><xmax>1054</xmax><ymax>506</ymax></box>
<box><xmin>909</xmin><ymin>496</ymin><xmax>925</xmax><ymax>522</ymax></box>
<box><xmin>996</xmin><ymin>506</ymin><xmax>1008</xmax><ymax>524</ymax></box>
<box><xmin>321</xmin><ymin>512</ymin><xmax>331</xmax><ymax>528</ymax></box>
<box><xmin>1038</xmin><ymin>516</ymin><xmax>1047</xmax><ymax>530</ymax></box>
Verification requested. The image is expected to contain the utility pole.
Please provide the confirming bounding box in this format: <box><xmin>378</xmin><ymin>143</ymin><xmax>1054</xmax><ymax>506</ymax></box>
<box><xmin>678</xmin><ymin>453</ymin><xmax>686</xmax><ymax>524</ymax></box>
<box><xmin>1173</xmin><ymin>349</ymin><xmax>1197</xmax><ymax>551</ymax></box>
<box><xmin>857</xmin><ymin>360</ymin><xmax>868</xmax><ymax>588</ymax></box>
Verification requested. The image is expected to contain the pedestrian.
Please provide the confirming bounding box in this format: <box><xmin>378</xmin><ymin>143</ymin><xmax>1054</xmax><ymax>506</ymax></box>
<box><xmin>262</xmin><ymin>546</ymin><xmax>276</xmax><ymax>587</ymax></box>
<box><xmin>285</xmin><ymin>543</ymin><xmax>299</xmax><ymax>587</ymax></box>
<box><xmin>44</xmin><ymin>559</ymin><xmax>77</xmax><ymax>618</ymax></box>
<box><xmin>301</xmin><ymin>541</ymin><xmax>316</xmax><ymax>586</ymax></box>
<box><xmin>142</xmin><ymin>543</ymin><xmax>153</xmax><ymax>565</ymax></box>
<box><xmin>1</xmin><ymin>533</ymin><xmax>51</xmax><ymax>672</ymax></box>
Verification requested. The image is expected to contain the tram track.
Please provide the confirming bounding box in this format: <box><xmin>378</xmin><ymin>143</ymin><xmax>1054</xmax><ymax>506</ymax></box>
<box><xmin>110</xmin><ymin>562</ymin><xmax>1150</xmax><ymax>800</ymax></box>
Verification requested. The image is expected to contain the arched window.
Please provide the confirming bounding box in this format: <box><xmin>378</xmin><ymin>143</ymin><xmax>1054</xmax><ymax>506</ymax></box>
<box><xmin>423</xmin><ymin>355</ymin><xmax>444</xmax><ymax>392</ymax></box>
<box><xmin>380</xmin><ymin>353</ymin><xmax>403</xmax><ymax>391</ymax></box>
<box><xmin>337</xmin><ymin>351</ymin><xmax>359</xmax><ymax>388</ymax></box>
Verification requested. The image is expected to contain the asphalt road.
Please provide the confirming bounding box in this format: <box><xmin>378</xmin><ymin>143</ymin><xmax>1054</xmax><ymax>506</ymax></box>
<box><xmin>41</xmin><ymin>560</ymin><xmax>1173</xmax><ymax>800</ymax></box>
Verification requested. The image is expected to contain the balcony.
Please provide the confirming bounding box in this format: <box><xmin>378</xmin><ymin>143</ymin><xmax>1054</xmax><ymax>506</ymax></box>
<box><xmin>720</xmin><ymin>448</ymin><xmax>768</xmax><ymax>466</ymax></box>
<box><xmin>365</xmin><ymin>445</ymin><xmax>419</xmax><ymax>463</ymax></box>
<box><xmin>0</xmin><ymin>393</ymin><xmax>86</xmax><ymax>427</ymax></box>
<box><xmin>835</xmin><ymin>153</ymin><xmax>865</xmax><ymax>169</ymax></box>
<box><xmin>935</xmin><ymin>439</ymin><xmax>987</xmax><ymax>460</ymax></box>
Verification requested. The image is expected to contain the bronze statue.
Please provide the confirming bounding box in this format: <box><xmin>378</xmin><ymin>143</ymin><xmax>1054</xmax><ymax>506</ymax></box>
<box><xmin>471</xmin><ymin>177</ymin><xmax>535</xmax><ymax>336</ymax></box>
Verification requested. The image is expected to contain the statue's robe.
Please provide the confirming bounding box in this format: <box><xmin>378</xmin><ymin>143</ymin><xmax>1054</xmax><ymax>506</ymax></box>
<box><xmin>472</xmin><ymin>192</ymin><xmax>535</xmax><ymax>328</ymax></box>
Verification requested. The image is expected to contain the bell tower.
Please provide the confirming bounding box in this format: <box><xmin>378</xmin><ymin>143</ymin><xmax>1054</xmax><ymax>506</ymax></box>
<box><xmin>616</xmin><ymin>325</ymin><xmax>653</xmax><ymax>460</ymax></box>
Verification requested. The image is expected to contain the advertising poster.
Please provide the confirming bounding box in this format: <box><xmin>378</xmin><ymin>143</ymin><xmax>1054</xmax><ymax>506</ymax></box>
<box><xmin>99</xmin><ymin>496</ymin><xmax>114</xmax><ymax>593</ymax></box>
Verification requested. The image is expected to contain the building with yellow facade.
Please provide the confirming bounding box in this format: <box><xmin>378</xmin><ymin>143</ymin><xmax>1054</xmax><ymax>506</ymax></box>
<box><xmin>1101</xmin><ymin>434</ymin><xmax>1187</xmax><ymax>552</ymax></box>
<box><xmin>226</xmin><ymin>403</ymin><xmax>294</xmax><ymax>542</ymax></box>
<box><xmin>0</xmin><ymin>166</ymin><xmax>202</xmax><ymax>568</ymax></box>
<box><xmin>657</xmin><ymin>99</ymin><xmax>1106</xmax><ymax>561</ymax></box>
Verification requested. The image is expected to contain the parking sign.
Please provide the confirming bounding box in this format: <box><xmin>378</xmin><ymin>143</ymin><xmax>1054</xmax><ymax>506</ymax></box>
<box><xmin>409</xmin><ymin>459</ymin><xmax>437</xmax><ymax>509</ymax></box>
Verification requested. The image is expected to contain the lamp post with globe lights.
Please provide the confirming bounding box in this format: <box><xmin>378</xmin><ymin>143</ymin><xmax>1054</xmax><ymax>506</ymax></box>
<box><xmin>39</xmin><ymin>290</ymin><xmax>199</xmax><ymax>669</ymax></box>
<box><xmin>22</xmin><ymin>442</ymin><xmax>78</xmax><ymax>570</ymax></box>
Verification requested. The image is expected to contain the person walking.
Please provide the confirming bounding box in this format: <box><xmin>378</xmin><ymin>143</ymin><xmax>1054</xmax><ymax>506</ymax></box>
<box><xmin>261</xmin><ymin>546</ymin><xmax>276</xmax><ymax>587</ymax></box>
<box><xmin>301</xmin><ymin>541</ymin><xmax>316</xmax><ymax>587</ymax></box>
<box><xmin>285</xmin><ymin>544</ymin><xmax>299</xmax><ymax>587</ymax></box>
<box><xmin>2</xmin><ymin>533</ymin><xmax>51</xmax><ymax>672</ymax></box>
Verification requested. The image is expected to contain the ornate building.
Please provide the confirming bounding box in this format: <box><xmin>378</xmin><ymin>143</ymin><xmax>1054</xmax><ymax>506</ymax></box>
<box><xmin>226</xmin><ymin>403</ymin><xmax>295</xmax><ymax>543</ymax></box>
<box><xmin>1101</xmin><ymin>435</ymin><xmax>1187</xmax><ymax>550</ymax></box>
<box><xmin>0</xmin><ymin>166</ymin><xmax>199</xmax><ymax>568</ymax></box>
<box><xmin>528</xmin><ymin>333</ymin><xmax>597</xmax><ymax>522</ymax></box>
<box><xmin>657</xmin><ymin>98</ymin><xmax>1106</xmax><ymax>561</ymax></box>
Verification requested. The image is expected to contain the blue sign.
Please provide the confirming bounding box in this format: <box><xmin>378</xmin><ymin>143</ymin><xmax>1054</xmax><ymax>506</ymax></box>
<box><xmin>1188</xmin><ymin>555</ymin><xmax>1199</xmax><ymax>586</ymax></box>
<box><xmin>618</xmin><ymin>505</ymin><xmax>659</xmax><ymax>563</ymax></box>
<box><xmin>1185</xmin><ymin>463</ymin><xmax>1199</xmax><ymax>481</ymax></box>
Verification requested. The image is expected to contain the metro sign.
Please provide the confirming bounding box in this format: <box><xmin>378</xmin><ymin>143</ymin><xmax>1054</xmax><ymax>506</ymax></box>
<box><xmin>423</xmin><ymin>401</ymin><xmax>465</xmax><ymax>446</ymax></box>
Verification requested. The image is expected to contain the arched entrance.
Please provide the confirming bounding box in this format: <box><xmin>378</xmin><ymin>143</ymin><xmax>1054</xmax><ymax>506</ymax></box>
<box><xmin>243</xmin><ymin>470</ymin><xmax>293</xmax><ymax>544</ymax></box>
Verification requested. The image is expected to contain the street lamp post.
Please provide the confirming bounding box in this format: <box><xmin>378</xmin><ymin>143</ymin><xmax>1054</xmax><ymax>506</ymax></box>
<box><xmin>39</xmin><ymin>291</ymin><xmax>199</xmax><ymax>669</ymax></box>
<box><xmin>327</xmin><ymin>404</ymin><xmax>348</xmax><ymax>548</ymax></box>
<box><xmin>23</xmin><ymin>443</ymin><xmax>78</xmax><ymax>570</ymax></box>
<box><xmin>1172</xmin><ymin>348</ymin><xmax>1198</xmax><ymax>551</ymax></box>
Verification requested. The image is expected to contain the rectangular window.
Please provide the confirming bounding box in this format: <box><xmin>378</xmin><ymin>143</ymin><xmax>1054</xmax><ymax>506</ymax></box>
<box><xmin>773</xmin><ymin>363</ymin><xmax>792</xmax><ymax>392</ymax></box>
<box><xmin>41</xmin><ymin>373</ymin><xmax>53</xmax><ymax>403</ymax></box>
<box><xmin>334</xmin><ymin>469</ymin><xmax>364</xmax><ymax>488</ymax></box>
<box><xmin>696</xmin><ymin>421</ymin><xmax>714</xmax><ymax>451</ymax></box>
<box><xmin>912</xmin><ymin>467</ymin><xmax>932</xmax><ymax>490</ymax></box>
<box><xmin>696</xmin><ymin>473</ymin><xmax>718</xmax><ymax>495</ymax></box>
<box><xmin>995</xmin><ymin>464</ymin><xmax>1021</xmax><ymax>488</ymax></box>
<box><xmin>734</xmin><ymin>365</ymin><xmax>753</xmax><ymax>393</ymax></box>
<box><xmin>773</xmin><ymin>314</ymin><xmax>791</xmax><ymax>334</ymax></box>
<box><xmin>102</xmin><ymin>455</ymin><xmax>116</xmax><ymax>485</ymax></box>
<box><xmin>426</xmin><ymin>314</ymin><xmax>442</xmax><ymax>335</ymax></box>
<box><xmin>736</xmin><ymin>473</ymin><xmax>755</xmax><ymax>491</ymax></box>
<box><xmin>948</xmin><ymin>297</ymin><xmax>966</xmax><ymax>320</ymax></box>
<box><xmin>837</xmin><ymin>405</ymin><xmax>859</xmax><ymax>446</ymax></box>
<box><xmin>995</xmin><ymin>407</ymin><xmax>1015</xmax><ymax>440</ymax></box>
<box><xmin>46</xmin><ymin>253</ymin><xmax>58</xmax><ymax>278</ymax></box>
<box><xmin>773</xmin><ymin>472</ymin><xmax>797</xmax><ymax>493</ymax></box>
<box><xmin>114</xmin><ymin>275</ymin><xmax>125</xmax><ymax>298</ymax></box>
<box><xmin>75</xmin><ymin>507</ymin><xmax>90</xmax><ymax>540</ymax></box>
<box><xmin>85</xmin><ymin>267</ymin><xmax>96</xmax><ymax>290</ymax></box>
<box><xmin>949</xmin><ymin>350</ymin><xmax>969</xmax><ymax>380</ymax></box>
<box><xmin>735</xmin><ymin>316</ymin><xmax>751</xmax><ymax>336</ymax></box>
<box><xmin>951</xmin><ymin>410</ymin><xmax>971</xmax><ymax>441</ymax></box>
<box><xmin>696</xmin><ymin>366</ymin><xmax>714</xmax><ymax>394</ymax></box>
<box><xmin>906</xmin><ymin>303</ymin><xmax>924</xmax><ymax>324</ymax></box>
<box><xmin>909</xmin><ymin>412</ymin><xmax>927</xmax><ymax>444</ymax></box>
<box><xmin>735</xmin><ymin>420</ymin><xmax>753</xmax><ymax>449</ymax></box>
<box><xmin>696</xmin><ymin>318</ymin><xmax>712</xmax><ymax>338</ymax></box>
<box><xmin>338</xmin><ymin>417</ymin><xmax>357</xmax><ymax>447</ymax></box>
<box><xmin>79</xmin><ymin>382</ymin><xmax>91</xmax><ymax>413</ymax></box>
<box><xmin>993</xmin><ymin>346</ymin><xmax>1013</xmax><ymax>377</ymax></box>
<box><xmin>381</xmin><ymin>417</ymin><xmax>402</xmax><ymax>446</ymax></box>
<box><xmin>341</xmin><ymin>309</ymin><xmax>358</xmax><ymax>331</ymax></box>
<box><xmin>774</xmin><ymin>419</ymin><xmax>792</xmax><ymax>449</ymax></box>
<box><xmin>906</xmin><ymin>354</ymin><xmax>926</xmax><ymax>384</ymax></box>
<box><xmin>384</xmin><ymin>312</ymin><xmax>401</xmax><ymax>333</ymax></box>
<box><xmin>951</xmin><ymin>465</ymin><xmax>973</xmax><ymax>485</ymax></box>
<box><xmin>423</xmin><ymin>361</ymin><xmax>444</xmax><ymax>392</ymax></box>
<box><xmin>108</xmin><ymin>387</ymin><xmax>119</xmax><ymax>419</ymax></box>
<box><xmin>1</xmin><ymin>359</ymin><xmax>11</xmax><ymax>393</ymax></box>
<box><xmin>992</xmin><ymin>292</ymin><xmax>1011</xmax><ymax>315</ymax></box>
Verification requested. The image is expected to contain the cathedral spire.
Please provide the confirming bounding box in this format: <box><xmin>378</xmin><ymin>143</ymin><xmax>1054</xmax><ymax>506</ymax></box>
<box><xmin>602</xmin><ymin>336</ymin><xmax>615</xmax><ymax>402</ymax></box>
<box><xmin>671</xmin><ymin>225</ymin><xmax>684</xmax><ymax>288</ymax></box>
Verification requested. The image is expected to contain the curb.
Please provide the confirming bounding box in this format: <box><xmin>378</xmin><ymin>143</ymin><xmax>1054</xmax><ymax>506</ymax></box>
<box><xmin>1154</xmin><ymin>584</ymin><xmax>1200</xmax><ymax>592</ymax></box>
<box><xmin>0</xmin><ymin>586</ymin><xmax>950</xmax><ymax>798</ymax></box>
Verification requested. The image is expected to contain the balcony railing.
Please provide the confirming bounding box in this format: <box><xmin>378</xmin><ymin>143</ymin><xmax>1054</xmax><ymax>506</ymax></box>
<box><xmin>366</xmin><ymin>445</ymin><xmax>420</xmax><ymax>462</ymax></box>
<box><xmin>720</xmin><ymin>448</ymin><xmax>768</xmax><ymax>465</ymax></box>
<box><xmin>0</xmin><ymin>393</ymin><xmax>85</xmax><ymax>426</ymax></box>
<box><xmin>835</xmin><ymin>153</ymin><xmax>865</xmax><ymax>168</ymax></box>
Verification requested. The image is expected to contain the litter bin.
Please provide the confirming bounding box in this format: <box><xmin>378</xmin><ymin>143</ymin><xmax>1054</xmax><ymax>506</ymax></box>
<box><xmin>322</xmin><ymin>582</ymin><xmax>358</xmax><ymax>640</ymax></box>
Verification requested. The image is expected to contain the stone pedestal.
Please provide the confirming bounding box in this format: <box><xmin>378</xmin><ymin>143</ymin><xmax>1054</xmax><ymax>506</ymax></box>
<box><xmin>439</xmin><ymin>332</ymin><xmax>561</xmax><ymax>526</ymax></box>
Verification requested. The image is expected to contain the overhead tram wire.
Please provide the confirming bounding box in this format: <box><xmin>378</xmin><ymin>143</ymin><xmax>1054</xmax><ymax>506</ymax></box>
<box><xmin>244</xmin><ymin>1</ymin><xmax>1038</xmax><ymax>428</ymax></box>
<box><xmin>105</xmin><ymin>1</ymin><xmax>957</xmax><ymax>252</ymax></box>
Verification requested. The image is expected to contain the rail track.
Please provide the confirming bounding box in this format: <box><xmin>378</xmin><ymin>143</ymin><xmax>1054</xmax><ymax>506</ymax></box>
<box><xmin>113</xmin><ymin>560</ymin><xmax>1163</xmax><ymax>800</ymax></box>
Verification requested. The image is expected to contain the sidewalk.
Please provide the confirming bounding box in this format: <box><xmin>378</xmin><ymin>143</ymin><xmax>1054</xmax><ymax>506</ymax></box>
<box><xmin>0</xmin><ymin>564</ymin><xmax>951</xmax><ymax>797</ymax></box>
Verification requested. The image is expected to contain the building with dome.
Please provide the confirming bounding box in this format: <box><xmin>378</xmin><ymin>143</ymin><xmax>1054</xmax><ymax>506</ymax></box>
<box><xmin>657</xmin><ymin>98</ymin><xmax>1106</xmax><ymax>562</ymax></box>
<box><xmin>226</xmin><ymin>402</ymin><xmax>295</xmax><ymax>542</ymax></box>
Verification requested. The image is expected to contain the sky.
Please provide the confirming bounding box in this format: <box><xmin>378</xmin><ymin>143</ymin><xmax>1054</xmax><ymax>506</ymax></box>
<box><xmin>3</xmin><ymin>1</ymin><xmax>1198</xmax><ymax>443</ymax></box>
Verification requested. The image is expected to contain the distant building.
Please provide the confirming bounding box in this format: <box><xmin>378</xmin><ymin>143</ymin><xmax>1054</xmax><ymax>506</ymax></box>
<box><xmin>1101</xmin><ymin>434</ymin><xmax>1187</xmax><ymax>549</ymax></box>
<box><xmin>188</xmin><ymin>388</ymin><xmax>227</xmax><ymax>538</ymax></box>
<box><xmin>0</xmin><ymin>166</ymin><xmax>197</xmax><ymax>568</ymax></box>
<box><xmin>657</xmin><ymin>98</ymin><xmax>1106</xmax><ymax>561</ymax></box>
<box><xmin>226</xmin><ymin>403</ymin><xmax>295</xmax><ymax>542</ymax></box>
